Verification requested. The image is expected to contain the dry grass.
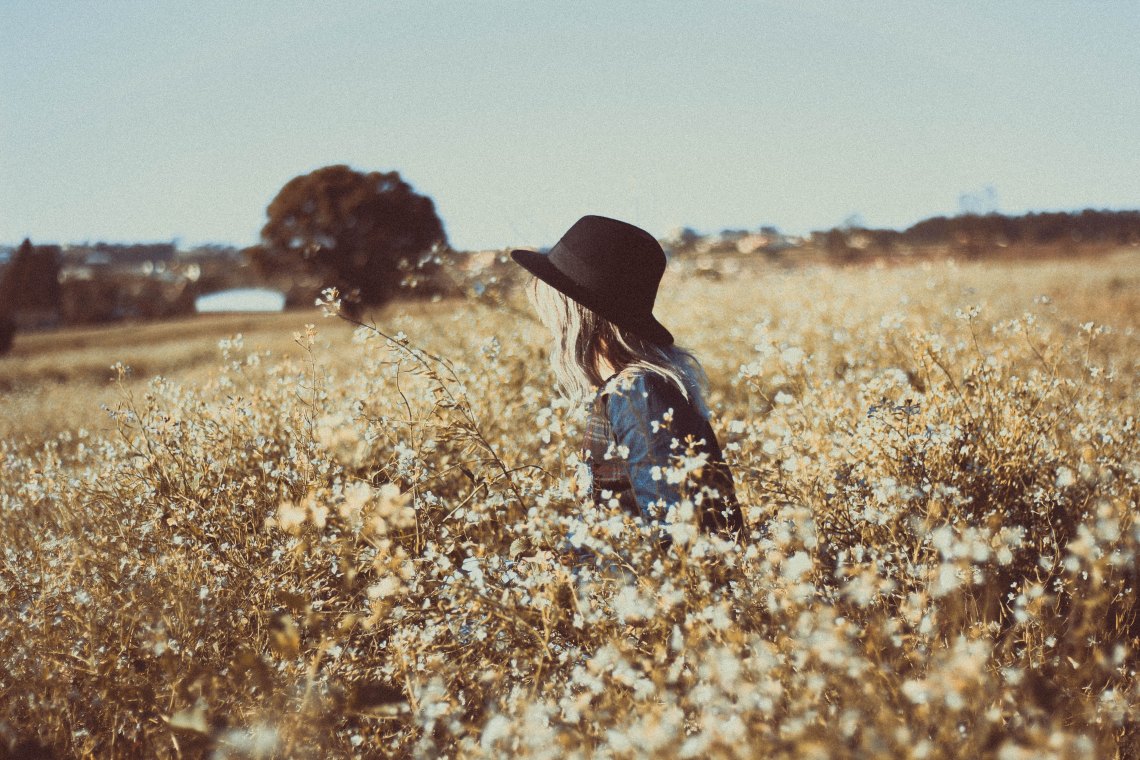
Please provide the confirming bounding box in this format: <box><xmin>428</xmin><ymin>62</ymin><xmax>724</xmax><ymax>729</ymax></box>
<box><xmin>0</xmin><ymin>251</ymin><xmax>1137</xmax><ymax>758</ymax></box>
<box><xmin>0</xmin><ymin>304</ymin><xmax>462</xmax><ymax>444</ymax></box>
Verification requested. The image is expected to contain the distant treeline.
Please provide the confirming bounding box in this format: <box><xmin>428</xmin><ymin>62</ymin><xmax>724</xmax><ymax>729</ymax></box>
<box><xmin>2</xmin><ymin>207</ymin><xmax>1137</xmax><ymax>354</ymax></box>
<box><xmin>832</xmin><ymin>209</ymin><xmax>1140</xmax><ymax>251</ymax></box>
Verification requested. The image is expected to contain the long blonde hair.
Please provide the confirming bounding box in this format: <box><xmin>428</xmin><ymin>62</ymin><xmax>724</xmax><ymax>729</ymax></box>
<box><xmin>527</xmin><ymin>277</ymin><xmax>711</xmax><ymax>418</ymax></box>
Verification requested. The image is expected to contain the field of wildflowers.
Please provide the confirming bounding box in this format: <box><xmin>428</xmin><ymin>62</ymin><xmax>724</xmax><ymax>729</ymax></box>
<box><xmin>1</xmin><ymin>252</ymin><xmax>1137</xmax><ymax>758</ymax></box>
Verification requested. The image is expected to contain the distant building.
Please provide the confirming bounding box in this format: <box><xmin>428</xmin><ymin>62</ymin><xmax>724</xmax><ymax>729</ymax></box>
<box><xmin>735</xmin><ymin>233</ymin><xmax>771</xmax><ymax>254</ymax></box>
<box><xmin>62</xmin><ymin>242</ymin><xmax>176</xmax><ymax>270</ymax></box>
<box><xmin>457</xmin><ymin>250</ymin><xmax>502</xmax><ymax>273</ymax></box>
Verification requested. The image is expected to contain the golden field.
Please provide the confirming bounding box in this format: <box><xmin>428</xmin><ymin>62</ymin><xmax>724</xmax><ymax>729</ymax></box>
<box><xmin>1</xmin><ymin>251</ymin><xmax>1138</xmax><ymax>758</ymax></box>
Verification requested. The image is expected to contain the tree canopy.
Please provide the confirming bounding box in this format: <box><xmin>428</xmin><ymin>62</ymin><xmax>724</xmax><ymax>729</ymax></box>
<box><xmin>2</xmin><ymin>238</ymin><xmax>61</xmax><ymax>310</ymax></box>
<box><xmin>257</xmin><ymin>165</ymin><xmax>448</xmax><ymax>306</ymax></box>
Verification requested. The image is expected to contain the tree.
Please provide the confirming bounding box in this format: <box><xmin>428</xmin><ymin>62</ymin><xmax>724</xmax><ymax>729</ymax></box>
<box><xmin>5</xmin><ymin>238</ymin><xmax>61</xmax><ymax>310</ymax></box>
<box><xmin>0</xmin><ymin>239</ymin><xmax>62</xmax><ymax>352</ymax></box>
<box><xmin>0</xmin><ymin>246</ymin><xmax>14</xmax><ymax>355</ymax></box>
<box><xmin>257</xmin><ymin>165</ymin><xmax>448</xmax><ymax>307</ymax></box>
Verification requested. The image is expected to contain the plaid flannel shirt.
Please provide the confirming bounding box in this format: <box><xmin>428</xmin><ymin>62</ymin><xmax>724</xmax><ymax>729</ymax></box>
<box><xmin>582</xmin><ymin>391</ymin><xmax>643</xmax><ymax>518</ymax></box>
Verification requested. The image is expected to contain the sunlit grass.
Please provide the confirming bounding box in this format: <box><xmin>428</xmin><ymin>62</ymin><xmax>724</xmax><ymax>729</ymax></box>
<box><xmin>0</xmin><ymin>252</ymin><xmax>1137</xmax><ymax>758</ymax></box>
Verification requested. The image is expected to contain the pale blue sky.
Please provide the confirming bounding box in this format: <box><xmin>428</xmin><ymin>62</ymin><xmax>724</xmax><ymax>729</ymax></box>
<box><xmin>2</xmin><ymin>2</ymin><xmax>1137</xmax><ymax>250</ymax></box>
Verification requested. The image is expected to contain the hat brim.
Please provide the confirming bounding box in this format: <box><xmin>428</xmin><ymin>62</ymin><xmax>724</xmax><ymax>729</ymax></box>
<box><xmin>511</xmin><ymin>248</ymin><xmax>674</xmax><ymax>346</ymax></box>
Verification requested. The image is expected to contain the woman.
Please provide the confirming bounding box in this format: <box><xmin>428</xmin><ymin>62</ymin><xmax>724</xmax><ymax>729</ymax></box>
<box><xmin>511</xmin><ymin>215</ymin><xmax>743</xmax><ymax>543</ymax></box>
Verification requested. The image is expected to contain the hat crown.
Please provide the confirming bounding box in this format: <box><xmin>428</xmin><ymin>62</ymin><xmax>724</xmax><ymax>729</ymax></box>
<box><xmin>509</xmin><ymin>214</ymin><xmax>674</xmax><ymax>345</ymax></box>
<box><xmin>547</xmin><ymin>215</ymin><xmax>666</xmax><ymax>311</ymax></box>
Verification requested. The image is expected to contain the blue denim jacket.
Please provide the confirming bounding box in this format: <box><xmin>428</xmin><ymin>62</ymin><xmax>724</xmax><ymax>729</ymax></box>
<box><xmin>584</xmin><ymin>370</ymin><xmax>743</xmax><ymax>538</ymax></box>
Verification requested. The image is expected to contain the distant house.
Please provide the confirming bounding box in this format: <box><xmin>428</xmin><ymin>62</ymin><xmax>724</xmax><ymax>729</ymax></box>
<box><xmin>735</xmin><ymin>233</ymin><xmax>771</xmax><ymax>254</ymax></box>
<box><xmin>62</xmin><ymin>242</ymin><xmax>176</xmax><ymax>270</ymax></box>
<box><xmin>457</xmin><ymin>250</ymin><xmax>502</xmax><ymax>273</ymax></box>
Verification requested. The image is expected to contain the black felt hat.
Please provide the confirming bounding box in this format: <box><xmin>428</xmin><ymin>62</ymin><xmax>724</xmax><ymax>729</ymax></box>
<box><xmin>511</xmin><ymin>215</ymin><xmax>674</xmax><ymax>346</ymax></box>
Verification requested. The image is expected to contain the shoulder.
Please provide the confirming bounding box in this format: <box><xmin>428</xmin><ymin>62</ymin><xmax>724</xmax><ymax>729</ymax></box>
<box><xmin>603</xmin><ymin>370</ymin><xmax>684</xmax><ymax>425</ymax></box>
<box><xmin>602</xmin><ymin>368</ymin><xmax>674</xmax><ymax>402</ymax></box>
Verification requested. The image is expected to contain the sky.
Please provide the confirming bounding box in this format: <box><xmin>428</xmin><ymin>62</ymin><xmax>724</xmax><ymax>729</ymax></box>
<box><xmin>2</xmin><ymin>1</ymin><xmax>1138</xmax><ymax>251</ymax></box>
